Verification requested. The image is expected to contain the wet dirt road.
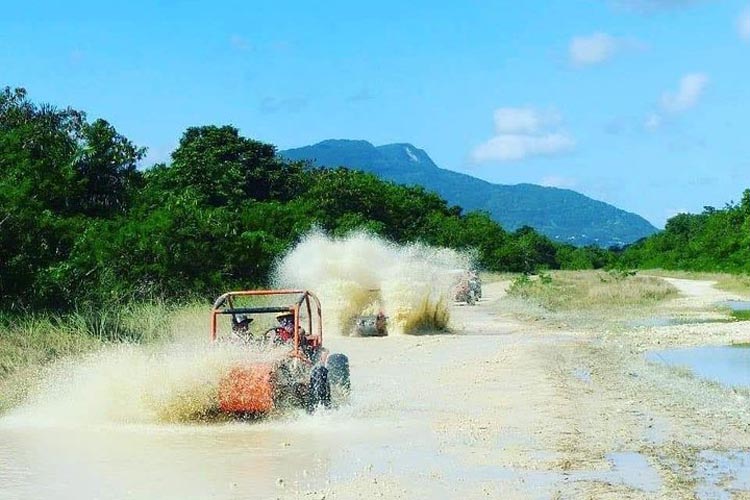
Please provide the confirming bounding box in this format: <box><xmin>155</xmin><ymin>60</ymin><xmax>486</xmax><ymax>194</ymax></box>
<box><xmin>2</xmin><ymin>279</ymin><xmax>750</xmax><ymax>499</ymax></box>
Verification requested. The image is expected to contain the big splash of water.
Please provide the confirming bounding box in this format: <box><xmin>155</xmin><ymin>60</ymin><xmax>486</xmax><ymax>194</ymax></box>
<box><xmin>1</xmin><ymin>232</ymin><xmax>471</xmax><ymax>425</ymax></box>
<box><xmin>2</xmin><ymin>342</ymin><xmax>287</xmax><ymax>426</ymax></box>
<box><xmin>273</xmin><ymin>230</ymin><xmax>473</xmax><ymax>335</ymax></box>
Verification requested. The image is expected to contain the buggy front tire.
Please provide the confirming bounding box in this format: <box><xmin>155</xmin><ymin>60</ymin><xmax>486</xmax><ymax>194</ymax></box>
<box><xmin>308</xmin><ymin>365</ymin><xmax>331</xmax><ymax>412</ymax></box>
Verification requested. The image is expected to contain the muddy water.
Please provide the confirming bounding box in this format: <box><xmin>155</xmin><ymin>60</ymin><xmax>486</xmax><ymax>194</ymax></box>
<box><xmin>0</xmin><ymin>333</ymin><xmax>501</xmax><ymax>500</ymax></box>
<box><xmin>647</xmin><ymin>345</ymin><xmax>750</xmax><ymax>388</ymax></box>
<box><xmin>0</xmin><ymin>345</ymin><xmax>364</xmax><ymax>499</ymax></box>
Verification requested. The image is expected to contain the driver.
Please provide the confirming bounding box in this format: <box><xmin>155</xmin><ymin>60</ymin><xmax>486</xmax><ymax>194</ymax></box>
<box><xmin>272</xmin><ymin>311</ymin><xmax>298</xmax><ymax>343</ymax></box>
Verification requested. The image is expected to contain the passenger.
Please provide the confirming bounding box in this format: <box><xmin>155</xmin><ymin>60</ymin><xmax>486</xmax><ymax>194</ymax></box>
<box><xmin>232</xmin><ymin>314</ymin><xmax>253</xmax><ymax>334</ymax></box>
<box><xmin>231</xmin><ymin>314</ymin><xmax>253</xmax><ymax>342</ymax></box>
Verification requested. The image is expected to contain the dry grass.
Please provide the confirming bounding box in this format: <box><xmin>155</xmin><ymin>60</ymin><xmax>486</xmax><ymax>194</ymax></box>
<box><xmin>507</xmin><ymin>270</ymin><xmax>679</xmax><ymax>313</ymax></box>
<box><xmin>500</xmin><ymin>270</ymin><xmax>681</xmax><ymax>331</ymax></box>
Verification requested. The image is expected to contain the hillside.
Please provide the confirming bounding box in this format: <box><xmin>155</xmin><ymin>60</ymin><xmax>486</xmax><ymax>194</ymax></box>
<box><xmin>282</xmin><ymin>140</ymin><xmax>658</xmax><ymax>247</ymax></box>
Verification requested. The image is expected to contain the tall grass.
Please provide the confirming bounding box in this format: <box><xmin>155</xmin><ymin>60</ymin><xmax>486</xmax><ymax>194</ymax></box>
<box><xmin>0</xmin><ymin>301</ymin><xmax>189</xmax><ymax>412</ymax></box>
<box><xmin>507</xmin><ymin>270</ymin><xmax>679</xmax><ymax>312</ymax></box>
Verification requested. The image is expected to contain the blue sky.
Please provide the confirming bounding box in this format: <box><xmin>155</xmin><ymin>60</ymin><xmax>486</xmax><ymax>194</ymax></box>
<box><xmin>2</xmin><ymin>0</ymin><xmax>749</xmax><ymax>226</ymax></box>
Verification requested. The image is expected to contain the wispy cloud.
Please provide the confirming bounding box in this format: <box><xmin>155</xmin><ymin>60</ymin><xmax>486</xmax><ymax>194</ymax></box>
<box><xmin>348</xmin><ymin>88</ymin><xmax>375</xmax><ymax>102</ymax></box>
<box><xmin>660</xmin><ymin>73</ymin><xmax>709</xmax><ymax>112</ymax></box>
<box><xmin>568</xmin><ymin>33</ymin><xmax>646</xmax><ymax>67</ymax></box>
<box><xmin>645</xmin><ymin>73</ymin><xmax>708</xmax><ymax>130</ymax></box>
<box><xmin>69</xmin><ymin>49</ymin><xmax>85</xmax><ymax>64</ymax></box>
<box><xmin>739</xmin><ymin>6</ymin><xmax>750</xmax><ymax>41</ymax></box>
<box><xmin>471</xmin><ymin>107</ymin><xmax>575</xmax><ymax>162</ymax></box>
<box><xmin>569</xmin><ymin>33</ymin><xmax>618</xmax><ymax>66</ymax></box>
<box><xmin>644</xmin><ymin>113</ymin><xmax>662</xmax><ymax>131</ymax></box>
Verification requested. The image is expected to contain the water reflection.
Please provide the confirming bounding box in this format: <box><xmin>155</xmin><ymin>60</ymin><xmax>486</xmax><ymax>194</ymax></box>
<box><xmin>647</xmin><ymin>345</ymin><xmax>750</xmax><ymax>388</ymax></box>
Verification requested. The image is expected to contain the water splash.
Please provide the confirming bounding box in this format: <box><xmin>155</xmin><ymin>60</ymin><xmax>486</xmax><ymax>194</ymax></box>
<box><xmin>272</xmin><ymin>230</ymin><xmax>472</xmax><ymax>334</ymax></box>
<box><xmin>1</xmin><ymin>342</ymin><xmax>287</xmax><ymax>426</ymax></box>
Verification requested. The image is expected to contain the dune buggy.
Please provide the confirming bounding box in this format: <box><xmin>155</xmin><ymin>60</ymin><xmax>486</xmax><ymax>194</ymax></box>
<box><xmin>211</xmin><ymin>289</ymin><xmax>350</xmax><ymax>416</ymax></box>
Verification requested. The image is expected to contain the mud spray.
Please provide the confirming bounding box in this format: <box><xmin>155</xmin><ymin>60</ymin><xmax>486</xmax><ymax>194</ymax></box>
<box><xmin>273</xmin><ymin>230</ymin><xmax>473</xmax><ymax>335</ymax></box>
<box><xmin>1</xmin><ymin>231</ymin><xmax>471</xmax><ymax>426</ymax></box>
<box><xmin>1</xmin><ymin>343</ymin><xmax>287</xmax><ymax>426</ymax></box>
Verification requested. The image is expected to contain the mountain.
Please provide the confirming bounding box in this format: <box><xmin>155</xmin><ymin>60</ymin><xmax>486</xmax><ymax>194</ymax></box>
<box><xmin>281</xmin><ymin>140</ymin><xmax>658</xmax><ymax>247</ymax></box>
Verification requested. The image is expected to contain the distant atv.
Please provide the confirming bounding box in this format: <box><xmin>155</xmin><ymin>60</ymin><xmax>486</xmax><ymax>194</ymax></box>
<box><xmin>451</xmin><ymin>270</ymin><xmax>482</xmax><ymax>305</ymax></box>
<box><xmin>468</xmin><ymin>272</ymin><xmax>482</xmax><ymax>300</ymax></box>
<box><xmin>211</xmin><ymin>290</ymin><xmax>350</xmax><ymax>416</ymax></box>
<box><xmin>354</xmin><ymin>311</ymin><xmax>388</xmax><ymax>337</ymax></box>
<box><xmin>352</xmin><ymin>289</ymin><xmax>388</xmax><ymax>337</ymax></box>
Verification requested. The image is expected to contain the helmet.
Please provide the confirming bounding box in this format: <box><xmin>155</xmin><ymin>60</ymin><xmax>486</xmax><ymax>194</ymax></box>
<box><xmin>235</xmin><ymin>314</ymin><xmax>252</xmax><ymax>325</ymax></box>
<box><xmin>276</xmin><ymin>311</ymin><xmax>294</xmax><ymax>322</ymax></box>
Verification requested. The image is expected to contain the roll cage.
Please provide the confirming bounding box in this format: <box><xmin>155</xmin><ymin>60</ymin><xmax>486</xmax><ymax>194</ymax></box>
<box><xmin>210</xmin><ymin>289</ymin><xmax>323</xmax><ymax>357</ymax></box>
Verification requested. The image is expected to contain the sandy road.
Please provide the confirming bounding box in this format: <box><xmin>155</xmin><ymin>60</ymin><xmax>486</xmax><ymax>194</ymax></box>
<box><xmin>1</xmin><ymin>277</ymin><xmax>749</xmax><ymax>499</ymax></box>
<box><xmin>311</xmin><ymin>278</ymin><xmax>750</xmax><ymax>499</ymax></box>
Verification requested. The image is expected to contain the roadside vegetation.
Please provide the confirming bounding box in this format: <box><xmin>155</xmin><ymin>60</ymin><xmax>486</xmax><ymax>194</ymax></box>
<box><xmin>620</xmin><ymin>195</ymin><xmax>750</xmax><ymax>274</ymax></box>
<box><xmin>0</xmin><ymin>302</ymin><xmax>184</xmax><ymax>411</ymax></box>
<box><xmin>504</xmin><ymin>270</ymin><xmax>680</xmax><ymax>329</ymax></box>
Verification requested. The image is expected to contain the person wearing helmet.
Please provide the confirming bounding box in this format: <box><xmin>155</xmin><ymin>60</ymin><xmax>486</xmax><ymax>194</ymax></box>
<box><xmin>269</xmin><ymin>311</ymin><xmax>324</xmax><ymax>361</ymax></box>
<box><xmin>272</xmin><ymin>311</ymin><xmax>298</xmax><ymax>343</ymax></box>
<box><xmin>233</xmin><ymin>314</ymin><xmax>252</xmax><ymax>330</ymax></box>
<box><xmin>231</xmin><ymin>314</ymin><xmax>254</xmax><ymax>342</ymax></box>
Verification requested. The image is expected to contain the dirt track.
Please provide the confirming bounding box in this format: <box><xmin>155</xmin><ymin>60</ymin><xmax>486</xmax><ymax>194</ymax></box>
<box><xmin>2</xmin><ymin>278</ymin><xmax>750</xmax><ymax>499</ymax></box>
<box><xmin>312</xmin><ymin>278</ymin><xmax>750</xmax><ymax>499</ymax></box>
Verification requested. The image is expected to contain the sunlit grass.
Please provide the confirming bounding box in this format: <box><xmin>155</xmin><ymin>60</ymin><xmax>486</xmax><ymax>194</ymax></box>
<box><xmin>0</xmin><ymin>301</ymin><xmax>206</xmax><ymax>412</ymax></box>
<box><xmin>507</xmin><ymin>270</ymin><xmax>679</xmax><ymax>312</ymax></box>
<box><xmin>731</xmin><ymin>310</ymin><xmax>750</xmax><ymax>321</ymax></box>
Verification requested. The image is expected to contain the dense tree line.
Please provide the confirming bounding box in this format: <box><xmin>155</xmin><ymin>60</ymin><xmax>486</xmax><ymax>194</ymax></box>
<box><xmin>620</xmin><ymin>192</ymin><xmax>750</xmax><ymax>272</ymax></box>
<box><xmin>0</xmin><ymin>87</ymin><xmax>607</xmax><ymax>311</ymax></box>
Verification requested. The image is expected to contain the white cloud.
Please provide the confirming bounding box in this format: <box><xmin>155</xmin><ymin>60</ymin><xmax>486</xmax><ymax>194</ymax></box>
<box><xmin>492</xmin><ymin>107</ymin><xmax>560</xmax><ymax>134</ymax></box>
<box><xmin>540</xmin><ymin>175</ymin><xmax>578</xmax><ymax>189</ymax></box>
<box><xmin>660</xmin><ymin>73</ymin><xmax>709</xmax><ymax>112</ymax></box>
<box><xmin>644</xmin><ymin>73</ymin><xmax>709</xmax><ymax>132</ymax></box>
<box><xmin>569</xmin><ymin>33</ymin><xmax>618</xmax><ymax>66</ymax></box>
<box><xmin>472</xmin><ymin>108</ymin><xmax>575</xmax><ymax>162</ymax></box>
<box><xmin>739</xmin><ymin>7</ymin><xmax>750</xmax><ymax>41</ymax></box>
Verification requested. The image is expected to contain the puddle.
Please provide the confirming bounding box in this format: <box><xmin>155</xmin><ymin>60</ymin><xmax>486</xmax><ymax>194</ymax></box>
<box><xmin>572</xmin><ymin>368</ymin><xmax>592</xmax><ymax>383</ymax></box>
<box><xmin>567</xmin><ymin>452</ymin><xmax>662</xmax><ymax>493</ymax></box>
<box><xmin>647</xmin><ymin>346</ymin><xmax>750</xmax><ymax>388</ymax></box>
<box><xmin>625</xmin><ymin>317</ymin><xmax>729</xmax><ymax>328</ymax></box>
<box><xmin>718</xmin><ymin>300</ymin><xmax>750</xmax><ymax>312</ymax></box>
<box><xmin>696</xmin><ymin>451</ymin><xmax>750</xmax><ymax>499</ymax></box>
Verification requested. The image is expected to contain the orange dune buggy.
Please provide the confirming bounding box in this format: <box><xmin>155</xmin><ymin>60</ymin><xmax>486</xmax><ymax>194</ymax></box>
<box><xmin>211</xmin><ymin>289</ymin><xmax>350</xmax><ymax>416</ymax></box>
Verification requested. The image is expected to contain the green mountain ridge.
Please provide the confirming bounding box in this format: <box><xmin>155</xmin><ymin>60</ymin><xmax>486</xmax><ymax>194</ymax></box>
<box><xmin>282</xmin><ymin>139</ymin><xmax>658</xmax><ymax>247</ymax></box>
